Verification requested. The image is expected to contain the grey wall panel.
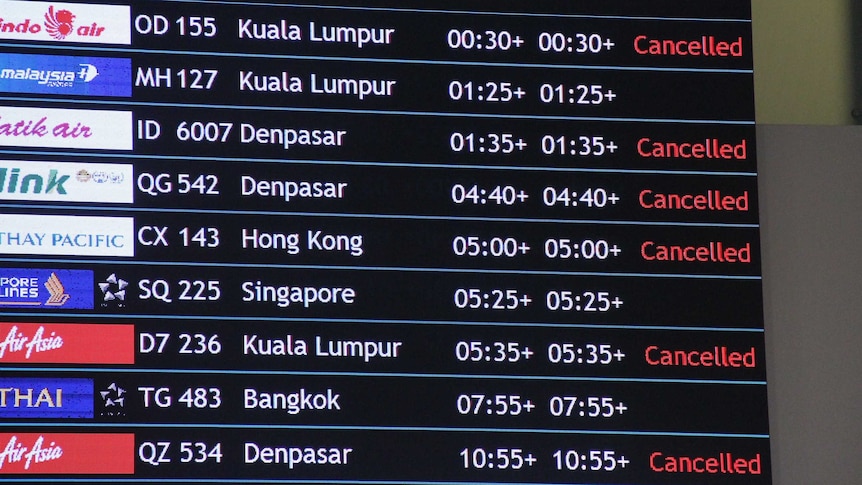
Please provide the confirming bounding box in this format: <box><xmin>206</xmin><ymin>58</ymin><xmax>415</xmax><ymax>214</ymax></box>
<box><xmin>758</xmin><ymin>124</ymin><xmax>862</xmax><ymax>484</ymax></box>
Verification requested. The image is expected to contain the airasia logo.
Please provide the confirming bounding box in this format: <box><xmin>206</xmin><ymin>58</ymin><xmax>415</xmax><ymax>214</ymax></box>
<box><xmin>0</xmin><ymin>435</ymin><xmax>62</xmax><ymax>471</ymax></box>
<box><xmin>0</xmin><ymin>433</ymin><xmax>135</xmax><ymax>474</ymax></box>
<box><xmin>0</xmin><ymin>325</ymin><xmax>63</xmax><ymax>360</ymax></box>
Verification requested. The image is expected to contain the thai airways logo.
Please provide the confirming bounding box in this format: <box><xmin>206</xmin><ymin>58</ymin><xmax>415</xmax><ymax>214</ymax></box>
<box><xmin>0</xmin><ymin>54</ymin><xmax>132</xmax><ymax>97</ymax></box>
<box><xmin>0</xmin><ymin>269</ymin><xmax>93</xmax><ymax>309</ymax></box>
<box><xmin>0</xmin><ymin>106</ymin><xmax>133</xmax><ymax>150</ymax></box>
<box><xmin>0</xmin><ymin>161</ymin><xmax>133</xmax><ymax>203</ymax></box>
<box><xmin>0</xmin><ymin>378</ymin><xmax>93</xmax><ymax>419</ymax></box>
<box><xmin>0</xmin><ymin>214</ymin><xmax>134</xmax><ymax>257</ymax></box>
<box><xmin>0</xmin><ymin>1</ymin><xmax>131</xmax><ymax>45</ymax></box>
<box><xmin>0</xmin><ymin>433</ymin><xmax>135</xmax><ymax>474</ymax></box>
<box><xmin>0</xmin><ymin>323</ymin><xmax>134</xmax><ymax>364</ymax></box>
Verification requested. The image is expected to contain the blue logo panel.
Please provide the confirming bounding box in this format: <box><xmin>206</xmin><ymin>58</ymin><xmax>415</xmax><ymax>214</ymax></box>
<box><xmin>0</xmin><ymin>53</ymin><xmax>131</xmax><ymax>96</ymax></box>
<box><xmin>0</xmin><ymin>378</ymin><xmax>94</xmax><ymax>418</ymax></box>
<box><xmin>0</xmin><ymin>268</ymin><xmax>94</xmax><ymax>309</ymax></box>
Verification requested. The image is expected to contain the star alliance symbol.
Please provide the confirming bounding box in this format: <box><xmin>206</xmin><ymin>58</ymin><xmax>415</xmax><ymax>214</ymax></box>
<box><xmin>99</xmin><ymin>382</ymin><xmax>126</xmax><ymax>417</ymax></box>
<box><xmin>99</xmin><ymin>273</ymin><xmax>128</xmax><ymax>303</ymax></box>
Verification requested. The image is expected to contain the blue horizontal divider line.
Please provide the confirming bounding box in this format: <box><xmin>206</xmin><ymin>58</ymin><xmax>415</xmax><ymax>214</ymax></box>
<box><xmin>159</xmin><ymin>0</ymin><xmax>753</xmax><ymax>24</ymax></box>
<box><xmin>0</xmin><ymin>421</ymin><xmax>769</xmax><ymax>439</ymax></box>
<box><xmin>0</xmin><ymin>203</ymin><xmax>761</xmax><ymax>228</ymax></box>
<box><xmin>0</xmin><ymin>95</ymin><xmax>754</xmax><ymax>125</ymax></box>
<box><xmin>0</xmin><ymin>366</ymin><xmax>766</xmax><ymax>386</ymax></box>
<box><xmin>0</xmin><ymin>312</ymin><xmax>765</xmax><ymax>332</ymax></box>
<box><xmin>0</xmin><ymin>257</ymin><xmax>764</xmax><ymax>280</ymax></box>
<box><xmin>0</xmin><ymin>148</ymin><xmax>759</xmax><ymax>176</ymax></box>
<box><xmin>0</xmin><ymin>43</ymin><xmax>753</xmax><ymax>73</ymax></box>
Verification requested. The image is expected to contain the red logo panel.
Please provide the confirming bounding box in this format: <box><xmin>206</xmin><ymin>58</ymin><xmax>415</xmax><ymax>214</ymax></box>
<box><xmin>0</xmin><ymin>323</ymin><xmax>134</xmax><ymax>364</ymax></box>
<box><xmin>0</xmin><ymin>433</ymin><xmax>134</xmax><ymax>474</ymax></box>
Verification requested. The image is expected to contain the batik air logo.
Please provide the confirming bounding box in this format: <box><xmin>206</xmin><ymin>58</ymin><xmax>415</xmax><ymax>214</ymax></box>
<box><xmin>0</xmin><ymin>106</ymin><xmax>133</xmax><ymax>150</ymax></box>
<box><xmin>0</xmin><ymin>1</ymin><xmax>131</xmax><ymax>45</ymax></box>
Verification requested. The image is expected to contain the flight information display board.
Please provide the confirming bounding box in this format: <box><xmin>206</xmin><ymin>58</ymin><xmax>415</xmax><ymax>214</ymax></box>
<box><xmin>0</xmin><ymin>1</ymin><xmax>770</xmax><ymax>484</ymax></box>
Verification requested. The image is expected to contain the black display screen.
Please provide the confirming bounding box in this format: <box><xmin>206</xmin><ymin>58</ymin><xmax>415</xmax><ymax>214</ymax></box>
<box><xmin>0</xmin><ymin>1</ymin><xmax>769</xmax><ymax>483</ymax></box>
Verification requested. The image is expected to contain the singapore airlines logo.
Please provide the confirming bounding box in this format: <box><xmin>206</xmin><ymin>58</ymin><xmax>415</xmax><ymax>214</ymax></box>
<box><xmin>43</xmin><ymin>6</ymin><xmax>75</xmax><ymax>40</ymax></box>
<box><xmin>43</xmin><ymin>273</ymin><xmax>70</xmax><ymax>307</ymax></box>
<box><xmin>0</xmin><ymin>269</ymin><xmax>93</xmax><ymax>309</ymax></box>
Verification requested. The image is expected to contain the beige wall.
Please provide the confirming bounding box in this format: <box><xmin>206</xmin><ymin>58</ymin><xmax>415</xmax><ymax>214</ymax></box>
<box><xmin>752</xmin><ymin>0</ymin><xmax>853</xmax><ymax>124</ymax></box>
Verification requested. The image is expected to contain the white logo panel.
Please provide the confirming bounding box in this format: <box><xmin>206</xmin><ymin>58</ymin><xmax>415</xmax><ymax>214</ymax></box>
<box><xmin>0</xmin><ymin>160</ymin><xmax>133</xmax><ymax>203</ymax></box>
<box><xmin>0</xmin><ymin>214</ymin><xmax>134</xmax><ymax>257</ymax></box>
<box><xmin>0</xmin><ymin>106</ymin><xmax>132</xmax><ymax>150</ymax></box>
<box><xmin>0</xmin><ymin>1</ymin><xmax>131</xmax><ymax>45</ymax></box>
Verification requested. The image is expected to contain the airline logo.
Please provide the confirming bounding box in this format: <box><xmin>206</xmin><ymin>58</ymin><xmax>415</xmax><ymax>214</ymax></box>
<box><xmin>0</xmin><ymin>323</ymin><xmax>134</xmax><ymax>364</ymax></box>
<box><xmin>0</xmin><ymin>268</ymin><xmax>93</xmax><ymax>309</ymax></box>
<box><xmin>0</xmin><ymin>214</ymin><xmax>134</xmax><ymax>257</ymax></box>
<box><xmin>0</xmin><ymin>161</ymin><xmax>133</xmax><ymax>203</ymax></box>
<box><xmin>0</xmin><ymin>378</ymin><xmax>93</xmax><ymax>418</ymax></box>
<box><xmin>0</xmin><ymin>106</ymin><xmax>133</xmax><ymax>150</ymax></box>
<box><xmin>0</xmin><ymin>53</ymin><xmax>131</xmax><ymax>96</ymax></box>
<box><xmin>0</xmin><ymin>1</ymin><xmax>131</xmax><ymax>45</ymax></box>
<box><xmin>0</xmin><ymin>433</ymin><xmax>134</xmax><ymax>474</ymax></box>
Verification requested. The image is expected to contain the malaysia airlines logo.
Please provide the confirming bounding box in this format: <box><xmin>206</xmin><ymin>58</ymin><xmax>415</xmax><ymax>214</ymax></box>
<box><xmin>0</xmin><ymin>2</ymin><xmax>131</xmax><ymax>45</ymax></box>
<box><xmin>3</xmin><ymin>61</ymin><xmax>98</xmax><ymax>84</ymax></box>
<box><xmin>0</xmin><ymin>54</ymin><xmax>132</xmax><ymax>97</ymax></box>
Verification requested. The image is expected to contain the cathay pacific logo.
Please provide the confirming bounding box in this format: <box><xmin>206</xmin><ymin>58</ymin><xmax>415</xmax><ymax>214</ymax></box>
<box><xmin>0</xmin><ymin>214</ymin><xmax>134</xmax><ymax>257</ymax></box>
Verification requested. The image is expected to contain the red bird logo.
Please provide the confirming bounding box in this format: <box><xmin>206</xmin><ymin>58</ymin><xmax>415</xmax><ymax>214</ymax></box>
<box><xmin>44</xmin><ymin>6</ymin><xmax>76</xmax><ymax>40</ymax></box>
